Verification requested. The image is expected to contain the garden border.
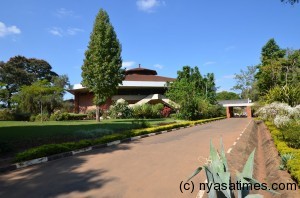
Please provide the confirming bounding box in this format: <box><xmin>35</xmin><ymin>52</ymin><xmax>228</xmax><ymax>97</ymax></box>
<box><xmin>0</xmin><ymin>117</ymin><xmax>225</xmax><ymax>174</ymax></box>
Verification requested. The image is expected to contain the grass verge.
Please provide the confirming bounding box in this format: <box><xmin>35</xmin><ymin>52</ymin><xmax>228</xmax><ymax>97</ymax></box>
<box><xmin>0</xmin><ymin>118</ymin><xmax>174</xmax><ymax>155</ymax></box>
<box><xmin>13</xmin><ymin>117</ymin><xmax>225</xmax><ymax>163</ymax></box>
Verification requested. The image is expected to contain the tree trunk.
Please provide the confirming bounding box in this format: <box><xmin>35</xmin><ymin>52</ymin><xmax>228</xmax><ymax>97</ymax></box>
<box><xmin>96</xmin><ymin>106</ymin><xmax>100</xmax><ymax>122</ymax></box>
<box><xmin>7</xmin><ymin>92</ymin><xmax>12</xmax><ymax>109</ymax></box>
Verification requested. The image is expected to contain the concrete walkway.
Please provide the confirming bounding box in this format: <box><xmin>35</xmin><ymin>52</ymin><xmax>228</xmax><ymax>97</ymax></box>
<box><xmin>0</xmin><ymin>118</ymin><xmax>251</xmax><ymax>198</ymax></box>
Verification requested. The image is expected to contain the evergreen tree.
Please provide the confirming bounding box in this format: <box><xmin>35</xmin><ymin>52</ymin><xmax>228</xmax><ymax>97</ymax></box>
<box><xmin>255</xmin><ymin>39</ymin><xmax>285</xmax><ymax>95</ymax></box>
<box><xmin>81</xmin><ymin>9</ymin><xmax>124</xmax><ymax>121</ymax></box>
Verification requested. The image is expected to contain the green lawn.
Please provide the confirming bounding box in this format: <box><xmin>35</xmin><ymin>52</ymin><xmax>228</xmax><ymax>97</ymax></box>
<box><xmin>0</xmin><ymin>118</ymin><xmax>176</xmax><ymax>156</ymax></box>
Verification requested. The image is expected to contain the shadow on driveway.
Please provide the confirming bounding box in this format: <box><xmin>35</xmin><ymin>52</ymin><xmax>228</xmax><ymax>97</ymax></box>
<box><xmin>0</xmin><ymin>144</ymin><xmax>133</xmax><ymax>198</ymax></box>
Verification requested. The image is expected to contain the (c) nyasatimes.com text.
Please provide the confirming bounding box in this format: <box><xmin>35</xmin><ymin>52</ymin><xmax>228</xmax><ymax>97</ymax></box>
<box><xmin>179</xmin><ymin>180</ymin><xmax>297</xmax><ymax>194</ymax></box>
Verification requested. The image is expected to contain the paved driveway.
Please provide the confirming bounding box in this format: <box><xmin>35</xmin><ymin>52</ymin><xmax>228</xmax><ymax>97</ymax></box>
<box><xmin>0</xmin><ymin>118</ymin><xmax>251</xmax><ymax>198</ymax></box>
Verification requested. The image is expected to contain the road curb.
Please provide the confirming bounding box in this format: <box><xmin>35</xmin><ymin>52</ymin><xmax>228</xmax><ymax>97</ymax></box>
<box><xmin>0</xmin><ymin>118</ymin><xmax>225</xmax><ymax>174</ymax></box>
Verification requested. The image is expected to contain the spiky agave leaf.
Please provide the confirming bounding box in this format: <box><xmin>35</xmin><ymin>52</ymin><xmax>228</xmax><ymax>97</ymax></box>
<box><xmin>242</xmin><ymin>149</ymin><xmax>256</xmax><ymax>178</ymax></box>
<box><xmin>244</xmin><ymin>177</ymin><xmax>280</xmax><ymax>195</ymax></box>
<box><xmin>219</xmin><ymin>137</ymin><xmax>228</xmax><ymax>172</ymax></box>
<box><xmin>205</xmin><ymin>165</ymin><xmax>232</xmax><ymax>198</ymax></box>
<box><xmin>186</xmin><ymin>166</ymin><xmax>202</xmax><ymax>182</ymax></box>
<box><xmin>210</xmin><ymin>139</ymin><xmax>220</xmax><ymax>162</ymax></box>
<box><xmin>236</xmin><ymin>171</ymin><xmax>251</xmax><ymax>198</ymax></box>
<box><xmin>204</xmin><ymin>165</ymin><xmax>215</xmax><ymax>183</ymax></box>
<box><xmin>207</xmin><ymin>182</ymin><xmax>217</xmax><ymax>198</ymax></box>
<box><xmin>210</xmin><ymin>140</ymin><xmax>224</xmax><ymax>174</ymax></box>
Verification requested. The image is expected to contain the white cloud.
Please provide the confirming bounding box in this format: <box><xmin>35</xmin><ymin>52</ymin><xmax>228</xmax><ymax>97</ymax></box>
<box><xmin>204</xmin><ymin>61</ymin><xmax>216</xmax><ymax>66</ymax></box>
<box><xmin>55</xmin><ymin>8</ymin><xmax>78</xmax><ymax>18</ymax></box>
<box><xmin>49</xmin><ymin>27</ymin><xmax>83</xmax><ymax>37</ymax></box>
<box><xmin>136</xmin><ymin>0</ymin><xmax>165</xmax><ymax>12</ymax></box>
<box><xmin>122</xmin><ymin>61</ymin><xmax>136</xmax><ymax>68</ymax></box>
<box><xmin>154</xmin><ymin>64</ymin><xmax>163</xmax><ymax>69</ymax></box>
<box><xmin>0</xmin><ymin>22</ymin><xmax>21</xmax><ymax>37</ymax></box>
<box><xmin>49</xmin><ymin>27</ymin><xmax>63</xmax><ymax>37</ymax></box>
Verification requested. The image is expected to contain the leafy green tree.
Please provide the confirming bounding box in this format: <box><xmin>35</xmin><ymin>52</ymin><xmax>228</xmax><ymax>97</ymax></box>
<box><xmin>0</xmin><ymin>56</ymin><xmax>58</xmax><ymax>108</ymax></box>
<box><xmin>166</xmin><ymin>66</ymin><xmax>217</xmax><ymax>120</ymax></box>
<box><xmin>0</xmin><ymin>56</ymin><xmax>31</xmax><ymax>108</ymax></box>
<box><xmin>232</xmin><ymin>65</ymin><xmax>257</xmax><ymax>100</ymax></box>
<box><xmin>203</xmin><ymin>73</ymin><xmax>217</xmax><ymax>104</ymax></box>
<box><xmin>13</xmin><ymin>76</ymin><xmax>68</xmax><ymax>116</ymax></box>
<box><xmin>26</xmin><ymin>58</ymin><xmax>58</xmax><ymax>82</ymax></box>
<box><xmin>81</xmin><ymin>9</ymin><xmax>124</xmax><ymax>121</ymax></box>
<box><xmin>216</xmin><ymin>91</ymin><xmax>240</xmax><ymax>100</ymax></box>
<box><xmin>282</xmin><ymin>49</ymin><xmax>300</xmax><ymax>86</ymax></box>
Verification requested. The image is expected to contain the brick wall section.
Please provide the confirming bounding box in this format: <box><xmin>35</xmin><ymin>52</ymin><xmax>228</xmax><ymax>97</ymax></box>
<box><xmin>74</xmin><ymin>93</ymin><xmax>112</xmax><ymax>113</ymax></box>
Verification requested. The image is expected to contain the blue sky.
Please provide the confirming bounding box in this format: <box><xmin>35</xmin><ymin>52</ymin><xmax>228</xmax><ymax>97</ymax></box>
<box><xmin>1</xmin><ymin>0</ymin><xmax>299</xmax><ymax>99</ymax></box>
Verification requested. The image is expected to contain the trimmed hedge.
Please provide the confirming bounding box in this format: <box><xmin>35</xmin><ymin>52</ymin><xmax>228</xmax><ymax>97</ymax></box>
<box><xmin>265</xmin><ymin>121</ymin><xmax>300</xmax><ymax>187</ymax></box>
<box><xmin>13</xmin><ymin>117</ymin><xmax>225</xmax><ymax>162</ymax></box>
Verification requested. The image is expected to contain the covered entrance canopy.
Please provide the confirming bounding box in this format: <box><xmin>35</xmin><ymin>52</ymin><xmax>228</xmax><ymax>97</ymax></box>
<box><xmin>218</xmin><ymin>99</ymin><xmax>254</xmax><ymax>118</ymax></box>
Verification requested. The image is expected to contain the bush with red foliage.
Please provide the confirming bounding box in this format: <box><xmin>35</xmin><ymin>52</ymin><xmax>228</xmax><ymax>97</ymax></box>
<box><xmin>161</xmin><ymin>106</ymin><xmax>172</xmax><ymax>118</ymax></box>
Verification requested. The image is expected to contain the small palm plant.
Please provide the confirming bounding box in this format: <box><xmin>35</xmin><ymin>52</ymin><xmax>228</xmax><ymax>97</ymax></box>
<box><xmin>187</xmin><ymin>139</ymin><xmax>279</xmax><ymax>198</ymax></box>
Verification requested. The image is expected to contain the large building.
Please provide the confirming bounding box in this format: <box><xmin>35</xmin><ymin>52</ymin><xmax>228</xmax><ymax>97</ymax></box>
<box><xmin>68</xmin><ymin>65</ymin><xmax>177</xmax><ymax>113</ymax></box>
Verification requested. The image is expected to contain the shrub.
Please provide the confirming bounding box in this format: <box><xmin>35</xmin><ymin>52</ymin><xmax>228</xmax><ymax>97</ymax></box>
<box><xmin>207</xmin><ymin>104</ymin><xmax>226</xmax><ymax>118</ymax></box>
<box><xmin>152</xmin><ymin>103</ymin><xmax>164</xmax><ymax>118</ymax></box>
<box><xmin>169</xmin><ymin>113</ymin><xmax>177</xmax><ymax>119</ymax></box>
<box><xmin>109</xmin><ymin>101</ymin><xmax>133</xmax><ymax>119</ymax></box>
<box><xmin>132</xmin><ymin>105</ymin><xmax>143</xmax><ymax>118</ymax></box>
<box><xmin>161</xmin><ymin>106</ymin><xmax>172</xmax><ymax>117</ymax></box>
<box><xmin>29</xmin><ymin>115</ymin><xmax>36</xmax><ymax>122</ymax></box>
<box><xmin>282</xmin><ymin>123</ymin><xmax>300</xmax><ymax>149</ymax></box>
<box><xmin>87</xmin><ymin>109</ymin><xmax>96</xmax><ymax>120</ymax></box>
<box><xmin>132</xmin><ymin>103</ymin><xmax>165</xmax><ymax>119</ymax></box>
<box><xmin>49</xmin><ymin>112</ymin><xmax>87</xmax><ymax>121</ymax></box>
<box><xmin>178</xmin><ymin>99</ymin><xmax>200</xmax><ymax>120</ymax></box>
<box><xmin>50</xmin><ymin>110</ymin><xmax>64</xmax><ymax>121</ymax></box>
<box><xmin>256</xmin><ymin>102</ymin><xmax>299</xmax><ymax>128</ymax></box>
<box><xmin>140</xmin><ymin>103</ymin><xmax>152</xmax><ymax>118</ymax></box>
<box><xmin>265</xmin><ymin>121</ymin><xmax>300</xmax><ymax>186</ymax></box>
<box><xmin>67</xmin><ymin>113</ymin><xmax>87</xmax><ymax>120</ymax></box>
<box><xmin>264</xmin><ymin>84</ymin><xmax>300</xmax><ymax>107</ymax></box>
<box><xmin>35</xmin><ymin>114</ymin><xmax>49</xmax><ymax>122</ymax></box>
<box><xmin>0</xmin><ymin>109</ymin><xmax>14</xmax><ymax>121</ymax></box>
<box><xmin>14</xmin><ymin>112</ymin><xmax>31</xmax><ymax>121</ymax></box>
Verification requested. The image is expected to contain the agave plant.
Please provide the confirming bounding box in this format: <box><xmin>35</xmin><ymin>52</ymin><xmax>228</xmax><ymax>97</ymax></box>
<box><xmin>279</xmin><ymin>153</ymin><xmax>295</xmax><ymax>170</ymax></box>
<box><xmin>187</xmin><ymin>139</ymin><xmax>279</xmax><ymax>198</ymax></box>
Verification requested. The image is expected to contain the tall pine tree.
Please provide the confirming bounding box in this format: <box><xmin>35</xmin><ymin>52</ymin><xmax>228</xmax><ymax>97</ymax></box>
<box><xmin>81</xmin><ymin>9</ymin><xmax>124</xmax><ymax>121</ymax></box>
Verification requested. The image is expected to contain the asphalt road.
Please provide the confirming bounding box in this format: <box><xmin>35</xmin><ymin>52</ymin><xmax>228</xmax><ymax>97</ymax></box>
<box><xmin>0</xmin><ymin>118</ymin><xmax>251</xmax><ymax>198</ymax></box>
